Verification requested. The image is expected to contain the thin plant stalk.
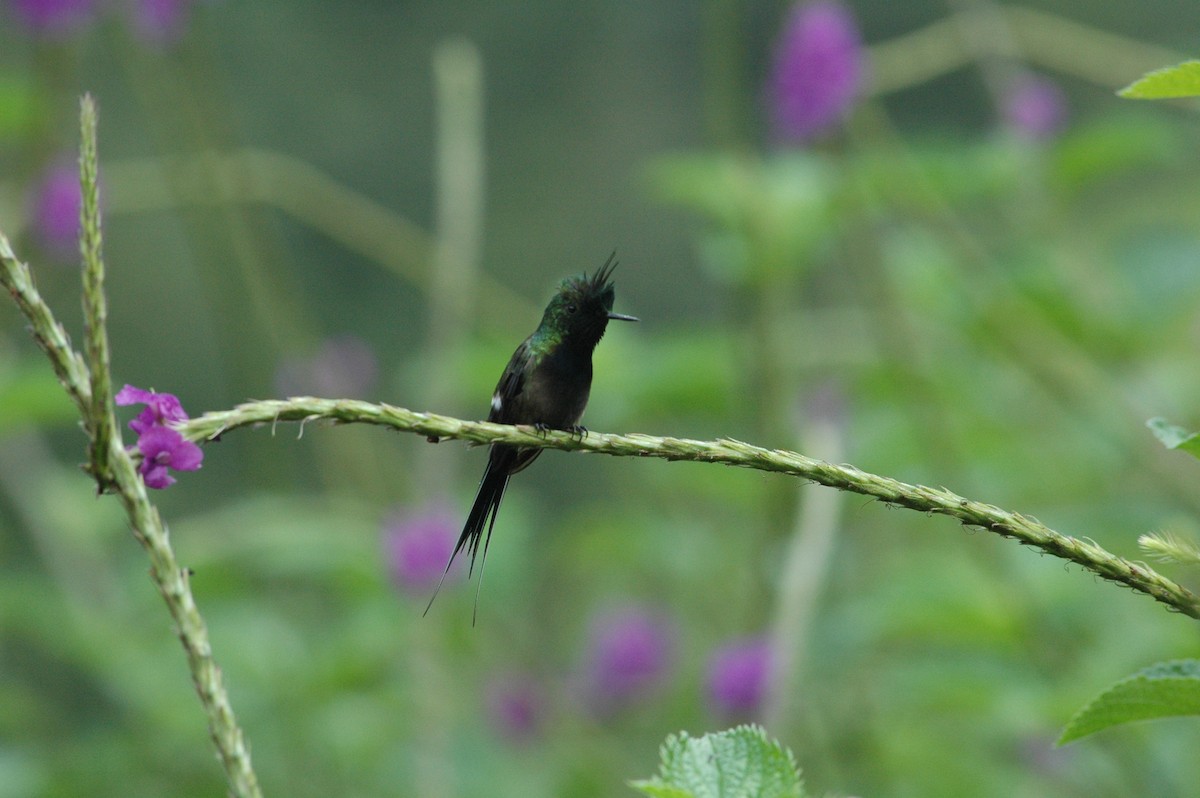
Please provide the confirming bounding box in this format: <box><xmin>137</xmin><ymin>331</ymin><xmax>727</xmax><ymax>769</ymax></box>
<box><xmin>179</xmin><ymin>396</ymin><xmax>1200</xmax><ymax>621</ymax></box>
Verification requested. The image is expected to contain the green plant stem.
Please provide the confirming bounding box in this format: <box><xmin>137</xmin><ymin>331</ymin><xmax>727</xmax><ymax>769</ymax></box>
<box><xmin>79</xmin><ymin>94</ymin><xmax>116</xmax><ymax>489</ymax></box>
<box><xmin>421</xmin><ymin>37</ymin><xmax>485</xmax><ymax>492</ymax></box>
<box><xmin>868</xmin><ymin>4</ymin><xmax>1186</xmax><ymax>96</ymax></box>
<box><xmin>97</xmin><ymin>148</ymin><xmax>537</xmax><ymax>332</ymax></box>
<box><xmin>106</xmin><ymin>437</ymin><xmax>262</xmax><ymax>797</ymax></box>
<box><xmin>0</xmin><ymin>237</ymin><xmax>92</xmax><ymax>413</ymax></box>
<box><xmin>765</xmin><ymin>387</ymin><xmax>845</xmax><ymax>737</ymax></box>
<box><xmin>2</xmin><ymin>231</ymin><xmax>262</xmax><ymax>796</ymax></box>
<box><xmin>181</xmin><ymin>396</ymin><xmax>1200</xmax><ymax>620</ymax></box>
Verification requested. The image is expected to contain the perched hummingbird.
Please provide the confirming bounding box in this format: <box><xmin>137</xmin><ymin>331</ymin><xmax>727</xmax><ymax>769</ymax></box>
<box><xmin>425</xmin><ymin>254</ymin><xmax>637</xmax><ymax>619</ymax></box>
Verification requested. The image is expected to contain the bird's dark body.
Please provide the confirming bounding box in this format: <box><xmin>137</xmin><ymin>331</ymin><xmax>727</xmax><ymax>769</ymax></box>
<box><xmin>513</xmin><ymin>343</ymin><xmax>593</xmax><ymax>429</ymax></box>
<box><xmin>458</xmin><ymin>344</ymin><xmax>593</xmax><ymax>569</ymax></box>
<box><xmin>425</xmin><ymin>255</ymin><xmax>636</xmax><ymax>619</ymax></box>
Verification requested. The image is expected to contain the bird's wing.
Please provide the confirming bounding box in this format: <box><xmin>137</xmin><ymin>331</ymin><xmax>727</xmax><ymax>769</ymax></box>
<box><xmin>488</xmin><ymin>338</ymin><xmax>543</xmax><ymax>475</ymax></box>
<box><xmin>488</xmin><ymin>338</ymin><xmax>533</xmax><ymax>423</ymax></box>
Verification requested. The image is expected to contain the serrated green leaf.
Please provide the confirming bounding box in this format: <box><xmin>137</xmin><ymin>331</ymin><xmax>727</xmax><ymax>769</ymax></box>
<box><xmin>629</xmin><ymin>784</ymin><xmax>694</xmax><ymax>798</ymax></box>
<box><xmin>1146</xmin><ymin>418</ymin><xmax>1200</xmax><ymax>459</ymax></box>
<box><xmin>630</xmin><ymin>725</ymin><xmax>805</xmax><ymax>798</ymax></box>
<box><xmin>1058</xmin><ymin>660</ymin><xmax>1200</xmax><ymax>745</ymax></box>
<box><xmin>1119</xmin><ymin>61</ymin><xmax>1200</xmax><ymax>99</ymax></box>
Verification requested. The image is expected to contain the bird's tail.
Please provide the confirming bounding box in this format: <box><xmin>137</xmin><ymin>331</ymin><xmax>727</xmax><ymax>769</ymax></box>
<box><xmin>423</xmin><ymin>446</ymin><xmax>515</xmax><ymax>621</ymax></box>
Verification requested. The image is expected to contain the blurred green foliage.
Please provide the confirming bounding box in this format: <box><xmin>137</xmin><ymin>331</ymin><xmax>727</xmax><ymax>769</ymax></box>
<box><xmin>3</xmin><ymin>2</ymin><xmax>1200</xmax><ymax>797</ymax></box>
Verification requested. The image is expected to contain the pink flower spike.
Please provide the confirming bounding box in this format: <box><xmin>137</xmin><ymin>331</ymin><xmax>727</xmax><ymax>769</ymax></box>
<box><xmin>707</xmin><ymin>637</ymin><xmax>772</xmax><ymax>719</ymax></box>
<box><xmin>11</xmin><ymin>0</ymin><xmax>98</xmax><ymax>36</ymax></box>
<box><xmin>383</xmin><ymin>504</ymin><xmax>462</xmax><ymax>595</ymax></box>
<box><xmin>134</xmin><ymin>0</ymin><xmax>188</xmax><ymax>43</ymax></box>
<box><xmin>1004</xmin><ymin>75</ymin><xmax>1069</xmax><ymax>140</ymax></box>
<box><xmin>767</xmin><ymin>1</ymin><xmax>864</xmax><ymax>144</ymax></box>
<box><xmin>29</xmin><ymin>160</ymin><xmax>82</xmax><ymax>254</ymax></box>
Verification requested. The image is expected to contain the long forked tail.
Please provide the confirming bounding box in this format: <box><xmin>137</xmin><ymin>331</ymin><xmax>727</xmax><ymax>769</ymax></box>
<box><xmin>423</xmin><ymin>446</ymin><xmax>515</xmax><ymax>622</ymax></box>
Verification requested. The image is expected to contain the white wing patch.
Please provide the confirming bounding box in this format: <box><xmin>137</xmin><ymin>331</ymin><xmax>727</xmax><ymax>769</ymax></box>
<box><xmin>491</xmin><ymin>393</ymin><xmax>503</xmax><ymax>413</ymax></box>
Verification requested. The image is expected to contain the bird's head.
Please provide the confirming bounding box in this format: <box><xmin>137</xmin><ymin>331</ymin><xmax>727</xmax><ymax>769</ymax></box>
<box><xmin>540</xmin><ymin>253</ymin><xmax>638</xmax><ymax>347</ymax></box>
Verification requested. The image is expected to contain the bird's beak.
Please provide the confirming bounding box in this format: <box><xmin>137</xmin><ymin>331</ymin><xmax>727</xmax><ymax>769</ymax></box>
<box><xmin>607</xmin><ymin>312</ymin><xmax>639</xmax><ymax>322</ymax></box>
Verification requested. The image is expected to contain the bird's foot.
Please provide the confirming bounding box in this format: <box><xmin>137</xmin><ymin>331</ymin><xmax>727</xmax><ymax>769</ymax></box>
<box><xmin>533</xmin><ymin>422</ymin><xmax>551</xmax><ymax>437</ymax></box>
<box><xmin>567</xmin><ymin>424</ymin><xmax>588</xmax><ymax>441</ymax></box>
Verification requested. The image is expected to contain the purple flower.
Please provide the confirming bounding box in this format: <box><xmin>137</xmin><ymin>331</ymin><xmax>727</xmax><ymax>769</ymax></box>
<box><xmin>10</xmin><ymin>0</ymin><xmax>98</xmax><ymax>35</ymax></box>
<box><xmin>274</xmin><ymin>335</ymin><xmax>379</xmax><ymax>400</ymax></box>
<box><xmin>580</xmin><ymin>606</ymin><xmax>674</xmax><ymax>713</ymax></box>
<box><xmin>115</xmin><ymin>384</ymin><xmax>203</xmax><ymax>489</ymax></box>
<box><xmin>115</xmin><ymin>384</ymin><xmax>189</xmax><ymax>434</ymax></box>
<box><xmin>383</xmin><ymin>504</ymin><xmax>461</xmax><ymax>595</ymax></box>
<box><xmin>1003</xmin><ymin>76</ymin><xmax>1068</xmax><ymax>140</ymax></box>
<box><xmin>29</xmin><ymin>160</ymin><xmax>81</xmax><ymax>256</ymax></box>
<box><xmin>486</xmin><ymin>673</ymin><xmax>544</xmax><ymax>743</ymax></box>
<box><xmin>767</xmin><ymin>2</ymin><xmax>864</xmax><ymax>144</ymax></box>
<box><xmin>706</xmin><ymin>637</ymin><xmax>772</xmax><ymax>719</ymax></box>
<box><xmin>135</xmin><ymin>425</ymin><xmax>203</xmax><ymax>489</ymax></box>
<box><xmin>128</xmin><ymin>0</ymin><xmax>190</xmax><ymax>44</ymax></box>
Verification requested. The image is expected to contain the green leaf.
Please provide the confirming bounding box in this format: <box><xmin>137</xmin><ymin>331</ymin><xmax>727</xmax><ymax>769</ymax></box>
<box><xmin>1146</xmin><ymin>417</ymin><xmax>1200</xmax><ymax>460</ymax></box>
<box><xmin>1050</xmin><ymin>115</ymin><xmax>1182</xmax><ymax>194</ymax></box>
<box><xmin>0</xmin><ymin>360</ymin><xmax>78</xmax><ymax>437</ymax></box>
<box><xmin>631</xmin><ymin>785</ymin><xmax>694</xmax><ymax>798</ymax></box>
<box><xmin>1119</xmin><ymin>61</ymin><xmax>1200</xmax><ymax>99</ymax></box>
<box><xmin>1058</xmin><ymin>660</ymin><xmax>1200</xmax><ymax>745</ymax></box>
<box><xmin>645</xmin><ymin>152</ymin><xmax>833</xmax><ymax>283</ymax></box>
<box><xmin>630</xmin><ymin>726</ymin><xmax>805</xmax><ymax>798</ymax></box>
<box><xmin>0</xmin><ymin>73</ymin><xmax>42</xmax><ymax>140</ymax></box>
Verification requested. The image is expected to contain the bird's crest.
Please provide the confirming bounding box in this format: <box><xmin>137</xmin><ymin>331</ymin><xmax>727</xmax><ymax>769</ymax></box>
<box><xmin>559</xmin><ymin>251</ymin><xmax>618</xmax><ymax>310</ymax></box>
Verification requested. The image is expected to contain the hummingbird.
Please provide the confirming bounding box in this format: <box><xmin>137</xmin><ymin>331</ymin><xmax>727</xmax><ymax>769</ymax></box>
<box><xmin>425</xmin><ymin>253</ymin><xmax>638</xmax><ymax>620</ymax></box>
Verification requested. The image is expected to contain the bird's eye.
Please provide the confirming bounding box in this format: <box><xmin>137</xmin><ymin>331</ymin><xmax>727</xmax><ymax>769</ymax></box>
<box><xmin>567</xmin><ymin>303</ymin><xmax>578</xmax><ymax>314</ymax></box>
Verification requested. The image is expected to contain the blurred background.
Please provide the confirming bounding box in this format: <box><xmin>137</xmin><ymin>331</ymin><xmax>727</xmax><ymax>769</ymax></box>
<box><xmin>2</xmin><ymin>1</ymin><xmax>1200</xmax><ymax>795</ymax></box>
